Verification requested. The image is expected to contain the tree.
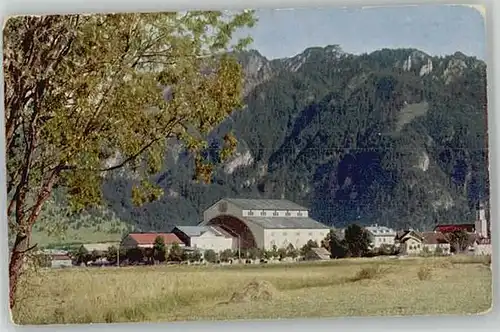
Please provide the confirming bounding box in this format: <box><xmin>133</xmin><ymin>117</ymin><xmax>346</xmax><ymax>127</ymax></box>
<box><xmin>190</xmin><ymin>250</ymin><xmax>202</xmax><ymax>262</ymax></box>
<box><xmin>277</xmin><ymin>248</ymin><xmax>287</xmax><ymax>259</ymax></box>
<box><xmin>71</xmin><ymin>245</ymin><xmax>91</xmax><ymax>266</ymax></box>
<box><xmin>219</xmin><ymin>249</ymin><xmax>234</xmax><ymax>262</ymax></box>
<box><xmin>321</xmin><ymin>231</ymin><xmax>333</xmax><ymax>252</ymax></box>
<box><xmin>106</xmin><ymin>246</ymin><xmax>118</xmax><ymax>264</ymax></box>
<box><xmin>328</xmin><ymin>232</ymin><xmax>348</xmax><ymax>259</ymax></box>
<box><xmin>168</xmin><ymin>243</ymin><xmax>184</xmax><ymax>262</ymax></box>
<box><xmin>144</xmin><ymin>248</ymin><xmax>155</xmax><ymax>265</ymax></box>
<box><xmin>286</xmin><ymin>244</ymin><xmax>298</xmax><ymax>259</ymax></box>
<box><xmin>344</xmin><ymin>224</ymin><xmax>371</xmax><ymax>257</ymax></box>
<box><xmin>4</xmin><ymin>11</ymin><xmax>256</xmax><ymax>308</ymax></box>
<box><xmin>448</xmin><ymin>230</ymin><xmax>470</xmax><ymax>253</ymax></box>
<box><xmin>153</xmin><ymin>236</ymin><xmax>166</xmax><ymax>263</ymax></box>
<box><xmin>90</xmin><ymin>250</ymin><xmax>101</xmax><ymax>263</ymax></box>
<box><xmin>126</xmin><ymin>247</ymin><xmax>144</xmax><ymax>264</ymax></box>
<box><xmin>204</xmin><ymin>249</ymin><xmax>217</xmax><ymax>263</ymax></box>
<box><xmin>300</xmin><ymin>240</ymin><xmax>319</xmax><ymax>257</ymax></box>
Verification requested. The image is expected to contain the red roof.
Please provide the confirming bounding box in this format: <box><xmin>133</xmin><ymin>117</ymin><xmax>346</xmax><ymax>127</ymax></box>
<box><xmin>127</xmin><ymin>233</ymin><xmax>183</xmax><ymax>245</ymax></box>
<box><xmin>434</xmin><ymin>224</ymin><xmax>475</xmax><ymax>233</ymax></box>
<box><xmin>421</xmin><ymin>231</ymin><xmax>449</xmax><ymax>245</ymax></box>
<box><xmin>51</xmin><ymin>254</ymin><xmax>72</xmax><ymax>261</ymax></box>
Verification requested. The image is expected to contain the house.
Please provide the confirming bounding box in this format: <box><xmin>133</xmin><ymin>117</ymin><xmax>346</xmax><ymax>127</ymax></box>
<box><xmin>473</xmin><ymin>238</ymin><xmax>492</xmax><ymax>256</ymax></box>
<box><xmin>120</xmin><ymin>233</ymin><xmax>184</xmax><ymax>250</ymax></box>
<box><xmin>50</xmin><ymin>254</ymin><xmax>73</xmax><ymax>268</ymax></box>
<box><xmin>201</xmin><ymin>198</ymin><xmax>330</xmax><ymax>250</ymax></box>
<box><xmin>172</xmin><ymin>225</ymin><xmax>235</xmax><ymax>252</ymax></box>
<box><xmin>395</xmin><ymin>230</ymin><xmax>424</xmax><ymax>255</ymax></box>
<box><xmin>82</xmin><ymin>242</ymin><xmax>118</xmax><ymax>254</ymax></box>
<box><xmin>365</xmin><ymin>224</ymin><xmax>396</xmax><ymax>249</ymax></box>
<box><xmin>421</xmin><ymin>231</ymin><xmax>451</xmax><ymax>255</ymax></box>
<box><xmin>396</xmin><ymin>230</ymin><xmax>451</xmax><ymax>255</ymax></box>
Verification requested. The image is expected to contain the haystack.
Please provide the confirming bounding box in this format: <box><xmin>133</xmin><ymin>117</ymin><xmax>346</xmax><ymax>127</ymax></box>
<box><xmin>229</xmin><ymin>280</ymin><xmax>278</xmax><ymax>303</ymax></box>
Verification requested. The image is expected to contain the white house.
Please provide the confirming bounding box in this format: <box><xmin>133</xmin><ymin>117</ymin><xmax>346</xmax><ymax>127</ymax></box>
<box><xmin>365</xmin><ymin>224</ymin><xmax>396</xmax><ymax>249</ymax></box>
<box><xmin>172</xmin><ymin>226</ymin><xmax>235</xmax><ymax>252</ymax></box>
<box><xmin>201</xmin><ymin>198</ymin><xmax>330</xmax><ymax>250</ymax></box>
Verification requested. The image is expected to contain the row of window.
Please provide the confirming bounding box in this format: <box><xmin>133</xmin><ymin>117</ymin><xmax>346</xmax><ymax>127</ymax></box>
<box><xmin>376</xmin><ymin>237</ymin><xmax>393</xmax><ymax>243</ymax></box>
<box><xmin>270</xmin><ymin>231</ymin><xmax>324</xmax><ymax>237</ymax></box>
<box><xmin>246</xmin><ymin>210</ymin><xmax>304</xmax><ymax>217</ymax></box>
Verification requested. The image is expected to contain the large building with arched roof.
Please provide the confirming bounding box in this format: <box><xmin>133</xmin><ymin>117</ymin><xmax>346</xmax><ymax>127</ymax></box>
<box><xmin>200</xmin><ymin>198</ymin><xmax>330</xmax><ymax>250</ymax></box>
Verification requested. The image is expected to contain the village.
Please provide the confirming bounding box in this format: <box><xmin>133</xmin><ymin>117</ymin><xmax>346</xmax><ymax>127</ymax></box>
<box><xmin>39</xmin><ymin>198</ymin><xmax>492</xmax><ymax>269</ymax></box>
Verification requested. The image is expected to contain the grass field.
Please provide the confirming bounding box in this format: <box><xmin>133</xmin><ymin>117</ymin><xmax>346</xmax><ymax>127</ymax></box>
<box><xmin>13</xmin><ymin>255</ymin><xmax>492</xmax><ymax>325</ymax></box>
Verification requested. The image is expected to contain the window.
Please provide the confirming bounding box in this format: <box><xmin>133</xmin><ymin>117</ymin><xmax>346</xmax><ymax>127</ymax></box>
<box><xmin>308</xmin><ymin>232</ymin><xmax>313</xmax><ymax>236</ymax></box>
<box><xmin>383</xmin><ymin>238</ymin><xmax>386</xmax><ymax>242</ymax></box>
<box><xmin>297</xmin><ymin>212</ymin><xmax>303</xmax><ymax>217</ymax></box>
<box><xmin>285</xmin><ymin>211</ymin><xmax>291</xmax><ymax>216</ymax></box>
<box><xmin>417</xmin><ymin>244</ymin><xmax>420</xmax><ymax>249</ymax></box>
<box><xmin>296</xmin><ymin>232</ymin><xmax>300</xmax><ymax>236</ymax></box>
<box><xmin>248</xmin><ymin>211</ymin><xmax>254</xmax><ymax>216</ymax></box>
<box><xmin>283</xmin><ymin>232</ymin><xmax>288</xmax><ymax>236</ymax></box>
<box><xmin>260</xmin><ymin>211</ymin><xmax>267</xmax><ymax>216</ymax></box>
<box><xmin>273</xmin><ymin>211</ymin><xmax>279</xmax><ymax>216</ymax></box>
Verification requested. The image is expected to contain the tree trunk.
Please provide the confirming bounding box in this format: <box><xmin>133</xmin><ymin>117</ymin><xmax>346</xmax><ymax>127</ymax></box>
<box><xmin>9</xmin><ymin>231</ymin><xmax>31</xmax><ymax>309</ymax></box>
<box><xmin>8</xmin><ymin>167</ymin><xmax>62</xmax><ymax>309</ymax></box>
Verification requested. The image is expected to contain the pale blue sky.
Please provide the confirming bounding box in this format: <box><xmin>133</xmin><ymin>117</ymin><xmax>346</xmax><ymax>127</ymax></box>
<box><xmin>237</xmin><ymin>4</ymin><xmax>486</xmax><ymax>60</ymax></box>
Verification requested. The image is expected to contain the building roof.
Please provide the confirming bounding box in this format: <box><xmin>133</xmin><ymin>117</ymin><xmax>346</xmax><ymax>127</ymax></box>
<box><xmin>422</xmin><ymin>231</ymin><xmax>449</xmax><ymax>245</ymax></box>
<box><xmin>365</xmin><ymin>225</ymin><xmax>396</xmax><ymax>236</ymax></box>
<box><xmin>126</xmin><ymin>233</ymin><xmax>183</xmax><ymax>245</ymax></box>
<box><xmin>310</xmin><ymin>247</ymin><xmax>331</xmax><ymax>260</ymax></box>
<box><xmin>51</xmin><ymin>254</ymin><xmax>72</xmax><ymax>261</ymax></box>
<box><xmin>434</xmin><ymin>224</ymin><xmax>475</xmax><ymax>232</ymax></box>
<box><xmin>244</xmin><ymin>216</ymin><xmax>330</xmax><ymax>230</ymax></box>
<box><xmin>174</xmin><ymin>226</ymin><xmax>233</xmax><ymax>238</ymax></box>
<box><xmin>397</xmin><ymin>230</ymin><xmax>424</xmax><ymax>243</ymax></box>
<box><xmin>224</xmin><ymin>198</ymin><xmax>308</xmax><ymax>211</ymax></box>
<box><xmin>82</xmin><ymin>243</ymin><xmax>117</xmax><ymax>252</ymax></box>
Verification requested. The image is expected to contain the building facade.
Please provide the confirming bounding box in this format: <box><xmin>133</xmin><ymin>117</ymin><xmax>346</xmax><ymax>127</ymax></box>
<box><xmin>421</xmin><ymin>231</ymin><xmax>451</xmax><ymax>254</ymax></box>
<box><xmin>202</xmin><ymin>198</ymin><xmax>330</xmax><ymax>250</ymax></box>
<box><xmin>396</xmin><ymin>231</ymin><xmax>424</xmax><ymax>255</ymax></box>
<box><xmin>172</xmin><ymin>226</ymin><xmax>235</xmax><ymax>252</ymax></box>
<box><xmin>365</xmin><ymin>225</ymin><xmax>396</xmax><ymax>249</ymax></box>
<box><xmin>50</xmin><ymin>254</ymin><xmax>73</xmax><ymax>268</ymax></box>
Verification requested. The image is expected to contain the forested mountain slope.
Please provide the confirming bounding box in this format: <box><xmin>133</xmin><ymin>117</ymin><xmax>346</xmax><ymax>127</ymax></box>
<box><xmin>35</xmin><ymin>46</ymin><xmax>489</xmax><ymax>242</ymax></box>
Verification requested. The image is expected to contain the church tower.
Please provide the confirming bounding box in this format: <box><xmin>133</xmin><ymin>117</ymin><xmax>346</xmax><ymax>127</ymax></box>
<box><xmin>474</xmin><ymin>201</ymin><xmax>488</xmax><ymax>239</ymax></box>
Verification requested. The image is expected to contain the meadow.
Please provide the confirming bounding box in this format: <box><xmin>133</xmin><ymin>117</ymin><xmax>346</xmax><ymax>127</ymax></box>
<box><xmin>13</xmin><ymin>255</ymin><xmax>492</xmax><ymax>325</ymax></box>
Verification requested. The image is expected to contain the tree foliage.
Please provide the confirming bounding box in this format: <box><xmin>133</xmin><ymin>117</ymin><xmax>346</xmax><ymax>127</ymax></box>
<box><xmin>448</xmin><ymin>230</ymin><xmax>470</xmax><ymax>253</ymax></box>
<box><xmin>344</xmin><ymin>224</ymin><xmax>371</xmax><ymax>257</ymax></box>
<box><xmin>203</xmin><ymin>249</ymin><xmax>217</xmax><ymax>263</ymax></box>
<box><xmin>4</xmin><ymin>11</ymin><xmax>255</xmax><ymax>308</ymax></box>
<box><xmin>152</xmin><ymin>236</ymin><xmax>166</xmax><ymax>262</ymax></box>
<box><xmin>166</xmin><ymin>243</ymin><xmax>182</xmax><ymax>262</ymax></box>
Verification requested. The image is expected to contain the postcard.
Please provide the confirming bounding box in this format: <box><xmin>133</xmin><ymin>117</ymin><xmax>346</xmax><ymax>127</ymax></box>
<box><xmin>3</xmin><ymin>4</ymin><xmax>491</xmax><ymax>325</ymax></box>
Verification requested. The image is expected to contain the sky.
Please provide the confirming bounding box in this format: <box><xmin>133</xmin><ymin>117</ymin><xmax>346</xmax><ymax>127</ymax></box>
<box><xmin>235</xmin><ymin>4</ymin><xmax>486</xmax><ymax>60</ymax></box>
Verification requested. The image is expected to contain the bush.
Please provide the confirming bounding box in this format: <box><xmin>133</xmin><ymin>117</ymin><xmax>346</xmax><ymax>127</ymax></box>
<box><xmin>417</xmin><ymin>266</ymin><xmax>432</xmax><ymax>280</ymax></box>
<box><xmin>350</xmin><ymin>266</ymin><xmax>383</xmax><ymax>282</ymax></box>
<box><xmin>204</xmin><ymin>249</ymin><xmax>217</xmax><ymax>263</ymax></box>
<box><xmin>219</xmin><ymin>249</ymin><xmax>234</xmax><ymax>262</ymax></box>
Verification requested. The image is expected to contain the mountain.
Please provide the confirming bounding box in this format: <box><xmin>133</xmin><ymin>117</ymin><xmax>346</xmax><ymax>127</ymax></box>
<box><xmin>33</xmin><ymin>45</ymin><xmax>489</xmax><ymax>244</ymax></box>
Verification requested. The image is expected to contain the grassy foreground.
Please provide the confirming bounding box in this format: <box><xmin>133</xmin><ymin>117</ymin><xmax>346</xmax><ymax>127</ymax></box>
<box><xmin>13</xmin><ymin>255</ymin><xmax>492</xmax><ymax>325</ymax></box>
